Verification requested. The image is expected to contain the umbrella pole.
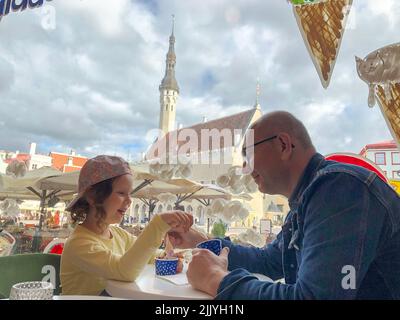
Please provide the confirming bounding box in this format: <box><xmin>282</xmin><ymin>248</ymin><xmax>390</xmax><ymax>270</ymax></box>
<box><xmin>38</xmin><ymin>190</ymin><xmax>47</xmax><ymax>231</ymax></box>
<box><xmin>148</xmin><ymin>200</ymin><xmax>156</xmax><ymax>221</ymax></box>
<box><xmin>195</xmin><ymin>199</ymin><xmax>212</xmax><ymax>234</ymax></box>
<box><xmin>32</xmin><ymin>190</ymin><xmax>46</xmax><ymax>252</ymax></box>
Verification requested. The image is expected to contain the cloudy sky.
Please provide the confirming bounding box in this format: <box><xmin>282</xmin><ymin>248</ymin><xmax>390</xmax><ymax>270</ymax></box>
<box><xmin>0</xmin><ymin>0</ymin><xmax>398</xmax><ymax>161</ymax></box>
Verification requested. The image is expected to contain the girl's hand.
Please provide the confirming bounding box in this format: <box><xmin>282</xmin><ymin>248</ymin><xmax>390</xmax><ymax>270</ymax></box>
<box><xmin>158</xmin><ymin>211</ymin><xmax>193</xmax><ymax>232</ymax></box>
<box><xmin>167</xmin><ymin>227</ymin><xmax>210</xmax><ymax>249</ymax></box>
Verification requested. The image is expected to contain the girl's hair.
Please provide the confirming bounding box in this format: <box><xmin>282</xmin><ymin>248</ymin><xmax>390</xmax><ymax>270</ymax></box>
<box><xmin>69</xmin><ymin>177</ymin><xmax>117</xmax><ymax>230</ymax></box>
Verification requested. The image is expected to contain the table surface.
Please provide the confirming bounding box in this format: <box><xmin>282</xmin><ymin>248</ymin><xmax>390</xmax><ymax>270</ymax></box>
<box><xmin>2</xmin><ymin>295</ymin><xmax>125</xmax><ymax>300</ymax></box>
<box><xmin>106</xmin><ymin>264</ymin><xmax>272</xmax><ymax>300</ymax></box>
<box><xmin>53</xmin><ymin>295</ymin><xmax>124</xmax><ymax>300</ymax></box>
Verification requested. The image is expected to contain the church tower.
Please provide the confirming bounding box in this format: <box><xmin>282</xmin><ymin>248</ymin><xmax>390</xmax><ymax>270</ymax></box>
<box><xmin>159</xmin><ymin>15</ymin><xmax>179</xmax><ymax>135</ymax></box>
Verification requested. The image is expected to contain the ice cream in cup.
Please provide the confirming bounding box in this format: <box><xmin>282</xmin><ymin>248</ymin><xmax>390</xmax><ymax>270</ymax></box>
<box><xmin>155</xmin><ymin>257</ymin><xmax>179</xmax><ymax>276</ymax></box>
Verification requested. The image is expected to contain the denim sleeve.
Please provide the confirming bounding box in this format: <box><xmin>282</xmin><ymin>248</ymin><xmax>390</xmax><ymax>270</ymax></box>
<box><xmin>220</xmin><ymin>232</ymin><xmax>284</xmax><ymax>281</ymax></box>
<box><xmin>216</xmin><ymin>174</ymin><xmax>386</xmax><ymax>300</ymax></box>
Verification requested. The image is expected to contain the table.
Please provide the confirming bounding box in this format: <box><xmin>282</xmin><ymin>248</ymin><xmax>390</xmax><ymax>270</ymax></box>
<box><xmin>106</xmin><ymin>264</ymin><xmax>272</xmax><ymax>300</ymax></box>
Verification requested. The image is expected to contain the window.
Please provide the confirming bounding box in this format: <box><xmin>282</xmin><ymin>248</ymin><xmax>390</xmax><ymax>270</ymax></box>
<box><xmin>393</xmin><ymin>171</ymin><xmax>400</xmax><ymax>179</ymax></box>
<box><xmin>375</xmin><ymin>153</ymin><xmax>386</xmax><ymax>165</ymax></box>
<box><xmin>392</xmin><ymin>152</ymin><xmax>400</xmax><ymax>165</ymax></box>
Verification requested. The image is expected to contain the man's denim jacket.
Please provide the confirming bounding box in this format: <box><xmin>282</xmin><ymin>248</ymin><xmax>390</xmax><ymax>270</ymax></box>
<box><xmin>217</xmin><ymin>153</ymin><xmax>400</xmax><ymax>299</ymax></box>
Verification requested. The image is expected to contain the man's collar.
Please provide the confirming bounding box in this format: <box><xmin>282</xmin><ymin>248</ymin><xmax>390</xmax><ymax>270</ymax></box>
<box><xmin>288</xmin><ymin>153</ymin><xmax>325</xmax><ymax>206</ymax></box>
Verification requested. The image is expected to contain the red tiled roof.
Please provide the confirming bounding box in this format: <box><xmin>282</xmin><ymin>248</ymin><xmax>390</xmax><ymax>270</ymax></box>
<box><xmin>63</xmin><ymin>165</ymin><xmax>81</xmax><ymax>173</ymax></box>
<box><xmin>147</xmin><ymin>108</ymin><xmax>258</xmax><ymax>159</ymax></box>
<box><xmin>50</xmin><ymin>153</ymin><xmax>87</xmax><ymax>172</ymax></box>
<box><xmin>4</xmin><ymin>154</ymin><xmax>31</xmax><ymax>164</ymax></box>
<box><xmin>359</xmin><ymin>140</ymin><xmax>397</xmax><ymax>155</ymax></box>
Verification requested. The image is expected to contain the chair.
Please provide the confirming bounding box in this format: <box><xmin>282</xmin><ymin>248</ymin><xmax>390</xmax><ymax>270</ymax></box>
<box><xmin>43</xmin><ymin>238</ymin><xmax>66</xmax><ymax>254</ymax></box>
<box><xmin>0</xmin><ymin>230</ymin><xmax>16</xmax><ymax>257</ymax></box>
<box><xmin>0</xmin><ymin>253</ymin><xmax>61</xmax><ymax>299</ymax></box>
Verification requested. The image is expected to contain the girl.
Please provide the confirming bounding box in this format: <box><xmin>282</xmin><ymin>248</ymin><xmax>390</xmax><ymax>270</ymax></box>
<box><xmin>60</xmin><ymin>155</ymin><xmax>192</xmax><ymax>296</ymax></box>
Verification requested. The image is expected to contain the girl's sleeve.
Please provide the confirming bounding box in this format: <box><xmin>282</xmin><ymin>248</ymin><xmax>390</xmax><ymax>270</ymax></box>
<box><xmin>122</xmin><ymin>227</ymin><xmax>164</xmax><ymax>265</ymax></box>
<box><xmin>66</xmin><ymin>214</ymin><xmax>170</xmax><ymax>281</ymax></box>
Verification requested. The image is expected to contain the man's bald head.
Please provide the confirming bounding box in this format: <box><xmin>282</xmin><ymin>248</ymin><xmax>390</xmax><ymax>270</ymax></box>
<box><xmin>251</xmin><ymin>111</ymin><xmax>314</xmax><ymax>150</ymax></box>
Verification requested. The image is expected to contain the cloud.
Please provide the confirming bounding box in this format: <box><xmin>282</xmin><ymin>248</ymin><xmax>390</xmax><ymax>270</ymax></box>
<box><xmin>0</xmin><ymin>56</ymin><xmax>14</xmax><ymax>92</ymax></box>
<box><xmin>0</xmin><ymin>0</ymin><xmax>397</xmax><ymax>161</ymax></box>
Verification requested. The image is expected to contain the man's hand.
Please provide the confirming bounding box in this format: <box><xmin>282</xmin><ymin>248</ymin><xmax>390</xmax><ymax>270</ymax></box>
<box><xmin>187</xmin><ymin>247</ymin><xmax>230</xmax><ymax>297</ymax></box>
<box><xmin>167</xmin><ymin>227</ymin><xmax>209</xmax><ymax>249</ymax></box>
<box><xmin>158</xmin><ymin>211</ymin><xmax>193</xmax><ymax>233</ymax></box>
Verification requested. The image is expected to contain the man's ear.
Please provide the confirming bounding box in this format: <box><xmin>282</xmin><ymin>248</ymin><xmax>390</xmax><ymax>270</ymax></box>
<box><xmin>278</xmin><ymin>133</ymin><xmax>294</xmax><ymax>161</ymax></box>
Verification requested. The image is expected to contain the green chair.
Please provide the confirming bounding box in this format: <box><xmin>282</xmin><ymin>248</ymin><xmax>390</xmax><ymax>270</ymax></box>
<box><xmin>0</xmin><ymin>253</ymin><xmax>61</xmax><ymax>299</ymax></box>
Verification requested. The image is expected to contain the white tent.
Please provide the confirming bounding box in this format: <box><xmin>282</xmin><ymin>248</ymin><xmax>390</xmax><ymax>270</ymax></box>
<box><xmin>0</xmin><ymin>167</ymin><xmax>79</xmax><ymax>230</ymax></box>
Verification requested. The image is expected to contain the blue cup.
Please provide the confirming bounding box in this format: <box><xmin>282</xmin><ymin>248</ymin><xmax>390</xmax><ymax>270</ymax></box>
<box><xmin>196</xmin><ymin>239</ymin><xmax>222</xmax><ymax>255</ymax></box>
<box><xmin>155</xmin><ymin>258</ymin><xmax>178</xmax><ymax>276</ymax></box>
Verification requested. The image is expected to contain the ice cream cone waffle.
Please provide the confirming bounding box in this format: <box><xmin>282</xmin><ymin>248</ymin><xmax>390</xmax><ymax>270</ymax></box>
<box><xmin>292</xmin><ymin>0</ymin><xmax>353</xmax><ymax>88</ymax></box>
<box><xmin>375</xmin><ymin>83</ymin><xmax>400</xmax><ymax>146</ymax></box>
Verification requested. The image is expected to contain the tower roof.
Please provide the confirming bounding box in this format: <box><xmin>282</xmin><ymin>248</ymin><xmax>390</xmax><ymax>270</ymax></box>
<box><xmin>254</xmin><ymin>79</ymin><xmax>261</xmax><ymax>109</ymax></box>
<box><xmin>160</xmin><ymin>15</ymin><xmax>179</xmax><ymax>93</ymax></box>
<box><xmin>359</xmin><ymin>140</ymin><xmax>397</xmax><ymax>155</ymax></box>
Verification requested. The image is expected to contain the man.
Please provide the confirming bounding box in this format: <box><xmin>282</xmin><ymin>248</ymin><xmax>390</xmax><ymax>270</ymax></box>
<box><xmin>168</xmin><ymin>111</ymin><xmax>400</xmax><ymax>299</ymax></box>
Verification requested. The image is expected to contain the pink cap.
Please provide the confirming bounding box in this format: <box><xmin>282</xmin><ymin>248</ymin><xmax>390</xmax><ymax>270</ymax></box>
<box><xmin>66</xmin><ymin>155</ymin><xmax>131</xmax><ymax>211</ymax></box>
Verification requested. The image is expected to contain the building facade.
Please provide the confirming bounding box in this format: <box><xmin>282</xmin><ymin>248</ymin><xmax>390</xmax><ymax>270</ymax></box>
<box><xmin>360</xmin><ymin>140</ymin><xmax>400</xmax><ymax>180</ymax></box>
<box><xmin>1</xmin><ymin>142</ymin><xmax>52</xmax><ymax>172</ymax></box>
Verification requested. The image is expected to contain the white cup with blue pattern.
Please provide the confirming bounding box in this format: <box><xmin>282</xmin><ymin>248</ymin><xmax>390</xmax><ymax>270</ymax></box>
<box><xmin>155</xmin><ymin>257</ymin><xmax>178</xmax><ymax>276</ymax></box>
<box><xmin>196</xmin><ymin>239</ymin><xmax>222</xmax><ymax>256</ymax></box>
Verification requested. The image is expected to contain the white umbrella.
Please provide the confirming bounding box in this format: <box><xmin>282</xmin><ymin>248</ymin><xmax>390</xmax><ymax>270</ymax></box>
<box><xmin>0</xmin><ymin>167</ymin><xmax>79</xmax><ymax>231</ymax></box>
<box><xmin>128</xmin><ymin>165</ymin><xmax>241</xmax><ymax>225</ymax></box>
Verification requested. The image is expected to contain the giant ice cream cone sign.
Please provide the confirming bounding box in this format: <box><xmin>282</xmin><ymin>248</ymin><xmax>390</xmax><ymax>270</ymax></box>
<box><xmin>290</xmin><ymin>0</ymin><xmax>353</xmax><ymax>88</ymax></box>
<box><xmin>356</xmin><ymin>43</ymin><xmax>400</xmax><ymax>147</ymax></box>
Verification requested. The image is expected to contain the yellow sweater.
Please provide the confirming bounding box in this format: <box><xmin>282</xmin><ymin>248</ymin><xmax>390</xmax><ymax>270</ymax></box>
<box><xmin>60</xmin><ymin>214</ymin><xmax>170</xmax><ymax>296</ymax></box>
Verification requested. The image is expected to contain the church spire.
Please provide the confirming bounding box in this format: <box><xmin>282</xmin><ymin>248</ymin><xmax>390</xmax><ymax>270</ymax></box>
<box><xmin>171</xmin><ymin>13</ymin><xmax>175</xmax><ymax>36</ymax></box>
<box><xmin>254</xmin><ymin>78</ymin><xmax>261</xmax><ymax>109</ymax></box>
<box><xmin>160</xmin><ymin>15</ymin><xmax>179</xmax><ymax>93</ymax></box>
